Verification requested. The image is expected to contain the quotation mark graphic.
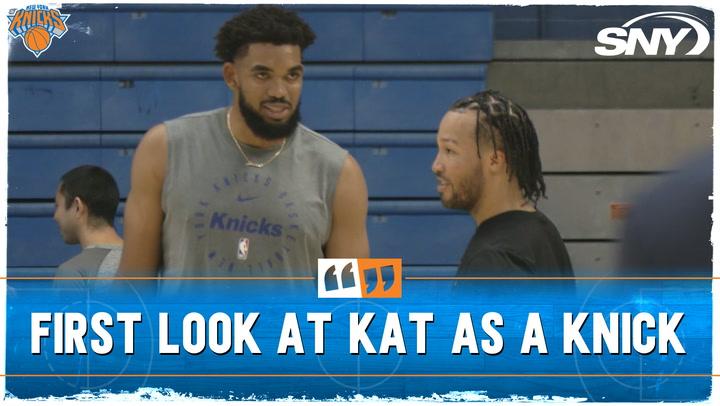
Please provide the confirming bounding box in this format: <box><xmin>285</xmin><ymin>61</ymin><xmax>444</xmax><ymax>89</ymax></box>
<box><xmin>318</xmin><ymin>258</ymin><xmax>402</xmax><ymax>298</ymax></box>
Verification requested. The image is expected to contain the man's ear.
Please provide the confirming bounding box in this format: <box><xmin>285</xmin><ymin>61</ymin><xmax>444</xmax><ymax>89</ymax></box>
<box><xmin>72</xmin><ymin>197</ymin><xmax>86</xmax><ymax>217</ymax></box>
<box><xmin>488</xmin><ymin>149</ymin><xmax>507</xmax><ymax>173</ymax></box>
<box><xmin>222</xmin><ymin>62</ymin><xmax>237</xmax><ymax>90</ymax></box>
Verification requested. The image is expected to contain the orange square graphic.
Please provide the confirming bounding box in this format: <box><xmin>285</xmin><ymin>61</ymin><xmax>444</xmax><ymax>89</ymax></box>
<box><xmin>357</xmin><ymin>258</ymin><xmax>402</xmax><ymax>298</ymax></box>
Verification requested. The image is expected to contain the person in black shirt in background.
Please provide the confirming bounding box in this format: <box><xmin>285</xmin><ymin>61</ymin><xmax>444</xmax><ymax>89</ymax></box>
<box><xmin>432</xmin><ymin>90</ymin><xmax>573</xmax><ymax>276</ymax></box>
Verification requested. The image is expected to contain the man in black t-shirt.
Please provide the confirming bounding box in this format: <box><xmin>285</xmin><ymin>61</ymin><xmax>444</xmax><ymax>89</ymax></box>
<box><xmin>431</xmin><ymin>90</ymin><xmax>573</xmax><ymax>276</ymax></box>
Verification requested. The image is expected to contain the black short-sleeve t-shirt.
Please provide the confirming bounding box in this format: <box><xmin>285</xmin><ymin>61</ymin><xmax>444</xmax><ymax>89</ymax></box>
<box><xmin>458</xmin><ymin>210</ymin><xmax>573</xmax><ymax>277</ymax></box>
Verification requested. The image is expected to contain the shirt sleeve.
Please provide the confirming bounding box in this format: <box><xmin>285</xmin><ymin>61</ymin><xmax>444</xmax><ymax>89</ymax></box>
<box><xmin>53</xmin><ymin>263</ymin><xmax>88</xmax><ymax>291</ymax></box>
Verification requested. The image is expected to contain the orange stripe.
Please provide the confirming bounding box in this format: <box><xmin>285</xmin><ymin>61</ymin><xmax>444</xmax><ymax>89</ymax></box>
<box><xmin>406</xmin><ymin>276</ymin><xmax>719</xmax><ymax>280</ymax></box>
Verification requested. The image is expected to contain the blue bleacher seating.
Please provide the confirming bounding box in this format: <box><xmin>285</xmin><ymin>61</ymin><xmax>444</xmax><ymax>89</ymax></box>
<box><xmin>114</xmin><ymin>8</ymin><xmax>365</xmax><ymax>62</ymax></box>
<box><xmin>9</xmin><ymin>64</ymin><xmax>486</xmax><ymax>132</ymax></box>
<box><xmin>9</xmin><ymin>133</ymin><xmax>445</xmax><ymax>200</ymax></box>
<box><xmin>363</xmin><ymin>6</ymin><xmax>493</xmax><ymax>61</ymax></box>
<box><xmin>9</xmin><ymin>133</ymin><xmax>356</xmax><ymax>199</ymax></box>
<box><xmin>9</xmin><ymin>5</ymin><xmax>494</xmax><ymax>63</ymax></box>
<box><xmin>354</xmin><ymin>65</ymin><xmax>486</xmax><ymax>131</ymax></box>
<box><xmin>9</xmin><ymin>144</ymin><xmax>102</xmax><ymax>199</ymax></box>
<box><xmin>7</xmin><ymin>202</ymin><xmax>472</xmax><ymax>268</ymax></box>
<box><xmin>9</xmin><ymin>66</ymin><xmax>102</xmax><ymax>132</ymax></box>
<box><xmin>9</xmin><ymin>11</ymin><xmax>113</xmax><ymax>62</ymax></box>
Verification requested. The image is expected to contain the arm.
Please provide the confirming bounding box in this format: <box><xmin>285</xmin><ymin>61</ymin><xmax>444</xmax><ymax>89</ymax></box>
<box><xmin>324</xmin><ymin>154</ymin><xmax>370</xmax><ymax>258</ymax></box>
<box><xmin>116</xmin><ymin>124</ymin><xmax>167</xmax><ymax>276</ymax></box>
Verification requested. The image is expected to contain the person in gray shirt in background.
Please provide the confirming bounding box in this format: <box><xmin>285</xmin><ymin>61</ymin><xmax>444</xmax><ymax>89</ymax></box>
<box><xmin>54</xmin><ymin>165</ymin><xmax>123</xmax><ymax>284</ymax></box>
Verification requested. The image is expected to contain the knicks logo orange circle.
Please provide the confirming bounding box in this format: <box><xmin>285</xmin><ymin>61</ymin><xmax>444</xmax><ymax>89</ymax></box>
<box><xmin>24</xmin><ymin>26</ymin><xmax>51</xmax><ymax>52</ymax></box>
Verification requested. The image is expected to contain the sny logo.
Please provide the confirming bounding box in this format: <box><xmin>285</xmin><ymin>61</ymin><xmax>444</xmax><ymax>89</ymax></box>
<box><xmin>595</xmin><ymin>11</ymin><xmax>709</xmax><ymax>56</ymax></box>
<box><xmin>8</xmin><ymin>5</ymin><xmax>70</xmax><ymax>58</ymax></box>
<box><xmin>318</xmin><ymin>258</ymin><xmax>402</xmax><ymax>299</ymax></box>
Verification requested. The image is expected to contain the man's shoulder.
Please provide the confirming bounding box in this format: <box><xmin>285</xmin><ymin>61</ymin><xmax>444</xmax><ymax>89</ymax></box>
<box><xmin>294</xmin><ymin>124</ymin><xmax>348</xmax><ymax>167</ymax></box>
<box><xmin>57</xmin><ymin>250</ymin><xmax>94</xmax><ymax>277</ymax></box>
<box><xmin>296</xmin><ymin>124</ymin><xmax>346</xmax><ymax>153</ymax></box>
<box><xmin>459</xmin><ymin>245</ymin><xmax>532</xmax><ymax>276</ymax></box>
<box><xmin>162</xmin><ymin>108</ymin><xmax>225</xmax><ymax>145</ymax></box>
<box><xmin>168</xmin><ymin>107</ymin><xmax>226</xmax><ymax>124</ymax></box>
<box><xmin>57</xmin><ymin>248</ymin><xmax>113</xmax><ymax>277</ymax></box>
<box><xmin>58</xmin><ymin>252</ymin><xmax>82</xmax><ymax>273</ymax></box>
<box><xmin>460</xmin><ymin>211</ymin><xmax>573</xmax><ymax>276</ymax></box>
<box><xmin>485</xmin><ymin>211</ymin><xmax>564</xmax><ymax>246</ymax></box>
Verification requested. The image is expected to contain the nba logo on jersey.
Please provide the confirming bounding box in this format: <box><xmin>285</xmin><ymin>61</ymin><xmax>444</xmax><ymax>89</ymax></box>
<box><xmin>318</xmin><ymin>258</ymin><xmax>402</xmax><ymax>299</ymax></box>
<box><xmin>7</xmin><ymin>5</ymin><xmax>70</xmax><ymax>58</ymax></box>
<box><xmin>237</xmin><ymin>238</ymin><xmax>250</xmax><ymax>260</ymax></box>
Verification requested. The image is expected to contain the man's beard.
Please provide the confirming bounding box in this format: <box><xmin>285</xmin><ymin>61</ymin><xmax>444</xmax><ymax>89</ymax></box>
<box><xmin>439</xmin><ymin>174</ymin><xmax>483</xmax><ymax>212</ymax></box>
<box><xmin>238</xmin><ymin>90</ymin><xmax>300</xmax><ymax>141</ymax></box>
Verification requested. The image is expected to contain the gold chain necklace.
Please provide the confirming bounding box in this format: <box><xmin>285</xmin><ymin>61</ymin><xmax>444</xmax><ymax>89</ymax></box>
<box><xmin>226</xmin><ymin>111</ymin><xmax>287</xmax><ymax>168</ymax></box>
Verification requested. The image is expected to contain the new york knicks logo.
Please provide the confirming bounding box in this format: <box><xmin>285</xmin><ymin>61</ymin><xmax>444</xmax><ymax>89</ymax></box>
<box><xmin>193</xmin><ymin>170</ymin><xmax>303</xmax><ymax>273</ymax></box>
<box><xmin>7</xmin><ymin>5</ymin><xmax>70</xmax><ymax>58</ymax></box>
<box><xmin>318</xmin><ymin>258</ymin><xmax>402</xmax><ymax>298</ymax></box>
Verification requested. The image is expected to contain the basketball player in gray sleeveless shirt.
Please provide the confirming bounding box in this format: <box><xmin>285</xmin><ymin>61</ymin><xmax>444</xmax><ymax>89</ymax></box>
<box><xmin>118</xmin><ymin>6</ymin><xmax>369</xmax><ymax>278</ymax></box>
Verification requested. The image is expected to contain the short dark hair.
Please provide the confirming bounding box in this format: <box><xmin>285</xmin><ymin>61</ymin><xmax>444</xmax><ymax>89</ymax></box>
<box><xmin>59</xmin><ymin>165</ymin><xmax>120</xmax><ymax>227</ymax></box>
<box><xmin>215</xmin><ymin>5</ymin><xmax>316</xmax><ymax>62</ymax></box>
<box><xmin>450</xmin><ymin>90</ymin><xmax>546</xmax><ymax>205</ymax></box>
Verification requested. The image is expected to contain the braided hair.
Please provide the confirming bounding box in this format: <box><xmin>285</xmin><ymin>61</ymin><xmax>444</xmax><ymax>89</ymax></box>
<box><xmin>449</xmin><ymin>90</ymin><xmax>546</xmax><ymax>205</ymax></box>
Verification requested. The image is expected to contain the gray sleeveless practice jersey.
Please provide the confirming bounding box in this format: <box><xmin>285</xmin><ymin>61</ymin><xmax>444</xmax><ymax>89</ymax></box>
<box><xmin>162</xmin><ymin>108</ymin><xmax>347</xmax><ymax>277</ymax></box>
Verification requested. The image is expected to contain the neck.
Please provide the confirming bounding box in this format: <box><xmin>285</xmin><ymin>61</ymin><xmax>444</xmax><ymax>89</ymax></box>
<box><xmin>470</xmin><ymin>184</ymin><xmax>535</xmax><ymax>226</ymax></box>
<box><xmin>228</xmin><ymin>105</ymin><xmax>285</xmax><ymax>149</ymax></box>
<box><xmin>78</xmin><ymin>225</ymin><xmax>123</xmax><ymax>249</ymax></box>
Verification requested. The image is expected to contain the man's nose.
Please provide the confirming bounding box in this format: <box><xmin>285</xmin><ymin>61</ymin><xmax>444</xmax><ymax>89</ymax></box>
<box><xmin>266</xmin><ymin>79</ymin><xmax>289</xmax><ymax>100</ymax></box>
<box><xmin>431</xmin><ymin>155</ymin><xmax>443</xmax><ymax>175</ymax></box>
